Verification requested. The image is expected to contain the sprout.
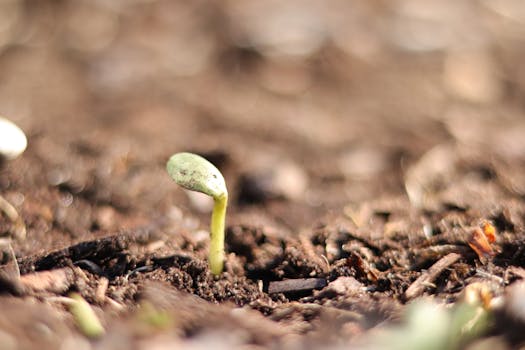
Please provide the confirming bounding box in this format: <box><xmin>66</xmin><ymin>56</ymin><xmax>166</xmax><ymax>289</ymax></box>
<box><xmin>68</xmin><ymin>293</ymin><xmax>105</xmax><ymax>338</ymax></box>
<box><xmin>166</xmin><ymin>152</ymin><xmax>228</xmax><ymax>275</ymax></box>
<box><xmin>0</xmin><ymin>116</ymin><xmax>27</xmax><ymax>240</ymax></box>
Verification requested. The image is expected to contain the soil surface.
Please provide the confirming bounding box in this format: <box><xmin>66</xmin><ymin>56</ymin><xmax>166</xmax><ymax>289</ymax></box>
<box><xmin>1</xmin><ymin>1</ymin><xmax>525</xmax><ymax>349</ymax></box>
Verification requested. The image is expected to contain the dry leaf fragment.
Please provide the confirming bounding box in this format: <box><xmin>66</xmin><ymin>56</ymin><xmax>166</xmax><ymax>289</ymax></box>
<box><xmin>481</xmin><ymin>221</ymin><xmax>496</xmax><ymax>243</ymax></box>
<box><xmin>467</xmin><ymin>228</ymin><xmax>495</xmax><ymax>262</ymax></box>
<box><xmin>467</xmin><ymin>221</ymin><xmax>497</xmax><ymax>262</ymax></box>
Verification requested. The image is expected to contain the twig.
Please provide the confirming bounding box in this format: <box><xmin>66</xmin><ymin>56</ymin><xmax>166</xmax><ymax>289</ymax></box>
<box><xmin>405</xmin><ymin>252</ymin><xmax>461</xmax><ymax>300</ymax></box>
<box><xmin>19</xmin><ymin>267</ymin><xmax>74</xmax><ymax>293</ymax></box>
<box><xmin>268</xmin><ymin>278</ymin><xmax>327</xmax><ymax>294</ymax></box>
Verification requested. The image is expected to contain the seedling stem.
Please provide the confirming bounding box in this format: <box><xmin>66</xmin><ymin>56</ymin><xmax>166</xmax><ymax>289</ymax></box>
<box><xmin>210</xmin><ymin>192</ymin><xmax>227</xmax><ymax>275</ymax></box>
<box><xmin>166</xmin><ymin>152</ymin><xmax>228</xmax><ymax>275</ymax></box>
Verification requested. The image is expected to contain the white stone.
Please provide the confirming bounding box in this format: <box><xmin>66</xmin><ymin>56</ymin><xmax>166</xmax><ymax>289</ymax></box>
<box><xmin>0</xmin><ymin>117</ymin><xmax>27</xmax><ymax>160</ymax></box>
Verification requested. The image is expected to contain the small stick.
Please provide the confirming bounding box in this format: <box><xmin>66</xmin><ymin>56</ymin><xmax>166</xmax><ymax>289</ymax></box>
<box><xmin>405</xmin><ymin>252</ymin><xmax>461</xmax><ymax>300</ymax></box>
<box><xmin>95</xmin><ymin>277</ymin><xmax>109</xmax><ymax>303</ymax></box>
<box><xmin>19</xmin><ymin>267</ymin><xmax>74</xmax><ymax>293</ymax></box>
<box><xmin>268</xmin><ymin>278</ymin><xmax>327</xmax><ymax>294</ymax></box>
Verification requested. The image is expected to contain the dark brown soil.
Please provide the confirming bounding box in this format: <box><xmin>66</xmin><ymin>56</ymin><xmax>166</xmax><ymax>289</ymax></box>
<box><xmin>1</xmin><ymin>1</ymin><xmax>525</xmax><ymax>349</ymax></box>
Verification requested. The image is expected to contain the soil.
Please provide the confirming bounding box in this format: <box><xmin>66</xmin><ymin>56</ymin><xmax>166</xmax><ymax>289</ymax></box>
<box><xmin>1</xmin><ymin>1</ymin><xmax>525</xmax><ymax>349</ymax></box>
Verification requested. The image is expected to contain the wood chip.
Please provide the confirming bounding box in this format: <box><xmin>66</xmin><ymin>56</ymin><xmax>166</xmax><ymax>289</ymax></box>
<box><xmin>95</xmin><ymin>277</ymin><xmax>109</xmax><ymax>303</ymax></box>
<box><xmin>268</xmin><ymin>278</ymin><xmax>327</xmax><ymax>294</ymax></box>
<box><xmin>405</xmin><ymin>252</ymin><xmax>461</xmax><ymax>300</ymax></box>
<box><xmin>318</xmin><ymin>276</ymin><xmax>364</xmax><ymax>297</ymax></box>
<box><xmin>20</xmin><ymin>267</ymin><xmax>74</xmax><ymax>293</ymax></box>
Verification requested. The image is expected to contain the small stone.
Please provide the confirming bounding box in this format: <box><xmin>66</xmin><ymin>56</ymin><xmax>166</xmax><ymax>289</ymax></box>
<box><xmin>339</xmin><ymin>147</ymin><xmax>389</xmax><ymax>179</ymax></box>
<box><xmin>94</xmin><ymin>205</ymin><xmax>117</xmax><ymax>231</ymax></box>
<box><xmin>404</xmin><ymin>143</ymin><xmax>458</xmax><ymax>209</ymax></box>
<box><xmin>238</xmin><ymin>160</ymin><xmax>308</xmax><ymax>204</ymax></box>
<box><xmin>0</xmin><ymin>117</ymin><xmax>27</xmax><ymax>161</ymax></box>
<box><xmin>320</xmin><ymin>277</ymin><xmax>364</xmax><ymax>296</ymax></box>
<box><xmin>444</xmin><ymin>49</ymin><xmax>502</xmax><ymax>103</ymax></box>
<box><xmin>227</xmin><ymin>2</ymin><xmax>327</xmax><ymax>59</ymax></box>
<box><xmin>504</xmin><ymin>281</ymin><xmax>525</xmax><ymax>324</ymax></box>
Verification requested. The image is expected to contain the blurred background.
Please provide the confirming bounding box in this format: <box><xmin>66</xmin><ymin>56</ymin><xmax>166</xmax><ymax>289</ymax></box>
<box><xmin>1</xmin><ymin>0</ymin><xmax>525</xmax><ymax>243</ymax></box>
<box><xmin>1</xmin><ymin>3</ymin><xmax>525</xmax><ymax>348</ymax></box>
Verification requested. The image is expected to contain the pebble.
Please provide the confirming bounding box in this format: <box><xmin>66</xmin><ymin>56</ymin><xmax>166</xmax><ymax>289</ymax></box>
<box><xmin>404</xmin><ymin>143</ymin><xmax>458</xmax><ymax>209</ymax></box>
<box><xmin>386</xmin><ymin>0</ymin><xmax>473</xmax><ymax>52</ymax></box>
<box><xmin>226</xmin><ymin>1</ymin><xmax>327</xmax><ymax>59</ymax></box>
<box><xmin>444</xmin><ymin>49</ymin><xmax>502</xmax><ymax>103</ymax></box>
<box><xmin>0</xmin><ymin>117</ymin><xmax>27</xmax><ymax>160</ymax></box>
<box><xmin>504</xmin><ymin>281</ymin><xmax>525</xmax><ymax>324</ymax></box>
<box><xmin>323</xmin><ymin>276</ymin><xmax>364</xmax><ymax>296</ymax></box>
<box><xmin>238</xmin><ymin>160</ymin><xmax>308</xmax><ymax>203</ymax></box>
<box><xmin>94</xmin><ymin>205</ymin><xmax>118</xmax><ymax>231</ymax></box>
<box><xmin>338</xmin><ymin>147</ymin><xmax>388</xmax><ymax>179</ymax></box>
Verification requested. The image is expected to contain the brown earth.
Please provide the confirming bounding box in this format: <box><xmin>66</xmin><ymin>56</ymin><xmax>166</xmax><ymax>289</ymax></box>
<box><xmin>1</xmin><ymin>1</ymin><xmax>525</xmax><ymax>349</ymax></box>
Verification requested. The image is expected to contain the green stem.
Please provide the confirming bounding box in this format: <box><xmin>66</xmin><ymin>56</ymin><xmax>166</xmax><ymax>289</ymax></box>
<box><xmin>69</xmin><ymin>293</ymin><xmax>105</xmax><ymax>338</ymax></box>
<box><xmin>209</xmin><ymin>193</ymin><xmax>227</xmax><ymax>275</ymax></box>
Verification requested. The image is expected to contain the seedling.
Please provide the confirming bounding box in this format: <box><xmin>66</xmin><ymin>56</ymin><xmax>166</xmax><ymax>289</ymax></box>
<box><xmin>68</xmin><ymin>293</ymin><xmax>105</xmax><ymax>338</ymax></box>
<box><xmin>166</xmin><ymin>152</ymin><xmax>228</xmax><ymax>275</ymax></box>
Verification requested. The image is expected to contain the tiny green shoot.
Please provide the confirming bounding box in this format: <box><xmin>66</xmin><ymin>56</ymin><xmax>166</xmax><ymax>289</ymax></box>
<box><xmin>68</xmin><ymin>293</ymin><xmax>105</xmax><ymax>338</ymax></box>
<box><xmin>166</xmin><ymin>152</ymin><xmax>228</xmax><ymax>276</ymax></box>
<box><xmin>136</xmin><ymin>301</ymin><xmax>173</xmax><ymax>331</ymax></box>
